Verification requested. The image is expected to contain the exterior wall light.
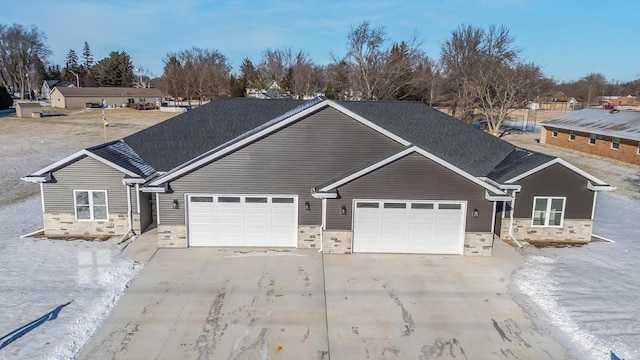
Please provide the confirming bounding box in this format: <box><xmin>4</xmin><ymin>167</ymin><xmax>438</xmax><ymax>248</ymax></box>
<box><xmin>472</xmin><ymin>209</ymin><xmax>479</xmax><ymax>218</ymax></box>
<box><xmin>341</xmin><ymin>205</ymin><xmax>347</xmax><ymax>216</ymax></box>
<box><xmin>305</xmin><ymin>201</ymin><xmax>311</xmax><ymax>211</ymax></box>
<box><xmin>172</xmin><ymin>199</ymin><xmax>179</xmax><ymax>209</ymax></box>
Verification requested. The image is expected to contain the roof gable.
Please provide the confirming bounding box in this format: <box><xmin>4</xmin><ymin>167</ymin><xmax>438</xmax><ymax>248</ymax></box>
<box><xmin>336</xmin><ymin>101</ymin><xmax>515</xmax><ymax>176</ymax></box>
<box><xmin>147</xmin><ymin>99</ymin><xmax>412</xmax><ymax>187</ymax></box>
<box><xmin>316</xmin><ymin>146</ymin><xmax>507</xmax><ymax>197</ymax></box>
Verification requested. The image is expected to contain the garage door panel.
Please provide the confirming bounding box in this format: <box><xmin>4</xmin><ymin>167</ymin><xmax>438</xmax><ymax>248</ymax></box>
<box><xmin>354</xmin><ymin>200</ymin><xmax>465</xmax><ymax>254</ymax></box>
<box><xmin>188</xmin><ymin>195</ymin><xmax>297</xmax><ymax>247</ymax></box>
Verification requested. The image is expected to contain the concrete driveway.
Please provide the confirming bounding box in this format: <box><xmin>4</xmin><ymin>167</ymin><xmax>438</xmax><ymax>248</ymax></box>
<box><xmin>80</xmin><ymin>241</ymin><xmax>570</xmax><ymax>359</ymax></box>
<box><xmin>79</xmin><ymin>248</ymin><xmax>329</xmax><ymax>359</ymax></box>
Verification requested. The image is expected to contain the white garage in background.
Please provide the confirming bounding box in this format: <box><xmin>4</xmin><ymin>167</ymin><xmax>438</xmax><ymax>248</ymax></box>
<box><xmin>352</xmin><ymin>200</ymin><xmax>466</xmax><ymax>254</ymax></box>
<box><xmin>187</xmin><ymin>194</ymin><xmax>298</xmax><ymax>247</ymax></box>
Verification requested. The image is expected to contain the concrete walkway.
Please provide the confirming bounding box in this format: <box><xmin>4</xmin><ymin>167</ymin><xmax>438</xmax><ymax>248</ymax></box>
<box><xmin>123</xmin><ymin>228</ymin><xmax>158</xmax><ymax>264</ymax></box>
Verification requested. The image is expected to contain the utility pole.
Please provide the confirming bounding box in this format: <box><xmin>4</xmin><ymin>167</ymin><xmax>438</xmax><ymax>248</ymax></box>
<box><xmin>70</xmin><ymin>70</ymin><xmax>80</xmax><ymax>87</ymax></box>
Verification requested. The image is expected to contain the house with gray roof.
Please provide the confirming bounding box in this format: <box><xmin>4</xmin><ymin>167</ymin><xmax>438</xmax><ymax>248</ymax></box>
<box><xmin>41</xmin><ymin>80</ymin><xmax>76</xmax><ymax>100</ymax></box>
<box><xmin>541</xmin><ymin>109</ymin><xmax>640</xmax><ymax>166</ymax></box>
<box><xmin>50</xmin><ymin>86</ymin><xmax>164</xmax><ymax>109</ymax></box>
<box><xmin>22</xmin><ymin>98</ymin><xmax>613</xmax><ymax>255</ymax></box>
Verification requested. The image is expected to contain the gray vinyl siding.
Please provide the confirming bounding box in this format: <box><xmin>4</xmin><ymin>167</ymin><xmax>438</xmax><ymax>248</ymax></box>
<box><xmin>326</xmin><ymin>153</ymin><xmax>493</xmax><ymax>232</ymax></box>
<box><xmin>43</xmin><ymin>156</ymin><xmax>129</xmax><ymax>213</ymax></box>
<box><xmin>514</xmin><ymin>163</ymin><xmax>594</xmax><ymax>219</ymax></box>
<box><xmin>159</xmin><ymin>106</ymin><xmax>404</xmax><ymax>225</ymax></box>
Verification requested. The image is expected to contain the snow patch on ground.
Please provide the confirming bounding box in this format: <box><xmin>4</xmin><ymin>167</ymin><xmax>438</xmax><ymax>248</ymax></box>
<box><xmin>0</xmin><ymin>197</ymin><xmax>140</xmax><ymax>359</ymax></box>
<box><xmin>512</xmin><ymin>192</ymin><xmax>640</xmax><ymax>360</ymax></box>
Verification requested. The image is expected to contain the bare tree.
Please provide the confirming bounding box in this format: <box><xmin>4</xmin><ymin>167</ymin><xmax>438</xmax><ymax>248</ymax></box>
<box><xmin>0</xmin><ymin>24</ymin><xmax>51</xmax><ymax>99</ymax></box>
<box><xmin>343</xmin><ymin>21</ymin><xmax>386</xmax><ymax>100</ymax></box>
<box><xmin>473</xmin><ymin>62</ymin><xmax>543</xmax><ymax>135</ymax></box>
<box><xmin>440</xmin><ymin>24</ymin><xmax>522</xmax><ymax>124</ymax></box>
<box><xmin>162</xmin><ymin>47</ymin><xmax>230</xmax><ymax>105</ymax></box>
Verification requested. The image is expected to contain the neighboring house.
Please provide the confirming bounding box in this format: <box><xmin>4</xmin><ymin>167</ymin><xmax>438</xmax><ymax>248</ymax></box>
<box><xmin>541</xmin><ymin>109</ymin><xmax>640</xmax><ymax>166</ymax></box>
<box><xmin>23</xmin><ymin>98</ymin><xmax>613</xmax><ymax>256</ymax></box>
<box><xmin>41</xmin><ymin>80</ymin><xmax>75</xmax><ymax>100</ymax></box>
<box><xmin>50</xmin><ymin>87</ymin><xmax>164</xmax><ymax>109</ymax></box>
<box><xmin>246</xmin><ymin>80</ymin><xmax>292</xmax><ymax>99</ymax></box>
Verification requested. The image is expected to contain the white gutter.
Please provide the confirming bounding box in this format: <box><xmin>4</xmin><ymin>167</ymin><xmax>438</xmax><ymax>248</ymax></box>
<box><xmin>591</xmin><ymin>191</ymin><xmax>598</xmax><ymax>220</ymax></box>
<box><xmin>508</xmin><ymin>189</ymin><xmax>524</xmax><ymax>249</ymax></box>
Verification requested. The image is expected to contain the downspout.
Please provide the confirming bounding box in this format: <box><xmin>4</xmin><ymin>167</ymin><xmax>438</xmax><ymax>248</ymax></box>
<box><xmin>508</xmin><ymin>189</ymin><xmax>524</xmax><ymax>249</ymax></box>
<box><xmin>120</xmin><ymin>184</ymin><xmax>135</xmax><ymax>243</ymax></box>
<box><xmin>318</xmin><ymin>198</ymin><xmax>326</xmax><ymax>253</ymax></box>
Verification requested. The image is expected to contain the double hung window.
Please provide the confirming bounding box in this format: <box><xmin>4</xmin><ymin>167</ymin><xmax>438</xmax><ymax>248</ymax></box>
<box><xmin>74</xmin><ymin>190</ymin><xmax>108</xmax><ymax>221</ymax></box>
<box><xmin>532</xmin><ymin>197</ymin><xmax>565</xmax><ymax>227</ymax></box>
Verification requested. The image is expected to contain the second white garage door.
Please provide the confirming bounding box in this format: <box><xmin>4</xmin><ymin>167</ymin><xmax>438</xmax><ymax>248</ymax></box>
<box><xmin>188</xmin><ymin>195</ymin><xmax>297</xmax><ymax>247</ymax></box>
<box><xmin>352</xmin><ymin>200</ymin><xmax>466</xmax><ymax>254</ymax></box>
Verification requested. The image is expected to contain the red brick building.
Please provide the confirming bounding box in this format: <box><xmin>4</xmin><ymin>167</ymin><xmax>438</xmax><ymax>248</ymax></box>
<box><xmin>541</xmin><ymin>109</ymin><xmax>640</xmax><ymax>165</ymax></box>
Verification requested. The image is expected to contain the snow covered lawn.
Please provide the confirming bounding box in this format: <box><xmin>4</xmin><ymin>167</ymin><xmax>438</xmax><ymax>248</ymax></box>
<box><xmin>0</xmin><ymin>197</ymin><xmax>140</xmax><ymax>359</ymax></box>
<box><xmin>512</xmin><ymin>192</ymin><xmax>640</xmax><ymax>360</ymax></box>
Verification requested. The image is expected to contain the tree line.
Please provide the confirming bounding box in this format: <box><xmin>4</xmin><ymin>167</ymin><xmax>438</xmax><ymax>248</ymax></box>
<box><xmin>1</xmin><ymin>21</ymin><xmax>639</xmax><ymax>129</ymax></box>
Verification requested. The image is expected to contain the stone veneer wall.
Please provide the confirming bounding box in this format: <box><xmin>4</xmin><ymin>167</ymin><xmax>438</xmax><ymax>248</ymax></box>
<box><xmin>500</xmin><ymin>218</ymin><xmax>592</xmax><ymax>243</ymax></box>
<box><xmin>158</xmin><ymin>225</ymin><xmax>187</xmax><ymax>248</ymax></box>
<box><xmin>44</xmin><ymin>212</ymin><xmax>128</xmax><ymax>238</ymax></box>
<box><xmin>464</xmin><ymin>232</ymin><xmax>494</xmax><ymax>256</ymax></box>
<box><xmin>298</xmin><ymin>226</ymin><xmax>321</xmax><ymax>249</ymax></box>
<box><xmin>322</xmin><ymin>230</ymin><xmax>352</xmax><ymax>254</ymax></box>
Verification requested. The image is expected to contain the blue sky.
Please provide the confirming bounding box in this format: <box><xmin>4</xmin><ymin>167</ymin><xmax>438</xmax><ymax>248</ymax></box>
<box><xmin>2</xmin><ymin>0</ymin><xmax>639</xmax><ymax>82</ymax></box>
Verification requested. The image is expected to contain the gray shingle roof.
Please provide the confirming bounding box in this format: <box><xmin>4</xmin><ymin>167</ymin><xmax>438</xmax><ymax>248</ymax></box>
<box><xmin>87</xmin><ymin>140</ymin><xmax>156</xmax><ymax>177</ymax></box>
<box><xmin>123</xmin><ymin>98</ymin><xmax>307</xmax><ymax>172</ymax></box>
<box><xmin>544</xmin><ymin>109</ymin><xmax>640</xmax><ymax>142</ymax></box>
<box><xmin>487</xmin><ymin>148</ymin><xmax>555</xmax><ymax>183</ymax></box>
<box><xmin>112</xmin><ymin>97</ymin><xmax>551</xmax><ymax>183</ymax></box>
<box><xmin>336</xmin><ymin>101</ymin><xmax>516</xmax><ymax>176</ymax></box>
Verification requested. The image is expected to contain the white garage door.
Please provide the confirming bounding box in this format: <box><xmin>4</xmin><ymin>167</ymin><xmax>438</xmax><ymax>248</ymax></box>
<box><xmin>188</xmin><ymin>195</ymin><xmax>297</xmax><ymax>247</ymax></box>
<box><xmin>353</xmin><ymin>200</ymin><xmax>466</xmax><ymax>254</ymax></box>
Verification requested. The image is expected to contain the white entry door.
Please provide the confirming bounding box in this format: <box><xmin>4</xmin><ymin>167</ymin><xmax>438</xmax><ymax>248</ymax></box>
<box><xmin>353</xmin><ymin>200</ymin><xmax>466</xmax><ymax>254</ymax></box>
<box><xmin>188</xmin><ymin>195</ymin><xmax>297</xmax><ymax>247</ymax></box>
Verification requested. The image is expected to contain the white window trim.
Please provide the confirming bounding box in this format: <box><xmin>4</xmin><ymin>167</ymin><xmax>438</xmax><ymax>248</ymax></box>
<box><xmin>637</xmin><ymin>141</ymin><xmax>640</xmax><ymax>155</ymax></box>
<box><xmin>531</xmin><ymin>196</ymin><xmax>566</xmax><ymax>228</ymax></box>
<box><xmin>611</xmin><ymin>137</ymin><xmax>620</xmax><ymax>150</ymax></box>
<box><xmin>73</xmin><ymin>190</ymin><xmax>109</xmax><ymax>221</ymax></box>
<box><xmin>552</xmin><ymin>128</ymin><xmax>558</xmax><ymax>137</ymax></box>
<box><xmin>569</xmin><ymin>130</ymin><xmax>576</xmax><ymax>141</ymax></box>
<box><xmin>588</xmin><ymin>133</ymin><xmax>596</xmax><ymax>145</ymax></box>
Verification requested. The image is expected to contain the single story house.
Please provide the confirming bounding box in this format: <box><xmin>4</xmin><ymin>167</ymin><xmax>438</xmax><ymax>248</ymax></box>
<box><xmin>23</xmin><ymin>98</ymin><xmax>613</xmax><ymax>256</ymax></box>
<box><xmin>50</xmin><ymin>87</ymin><xmax>164</xmax><ymax>109</ymax></box>
<box><xmin>42</xmin><ymin>80</ymin><xmax>75</xmax><ymax>100</ymax></box>
<box><xmin>541</xmin><ymin>109</ymin><xmax>640</xmax><ymax>166</ymax></box>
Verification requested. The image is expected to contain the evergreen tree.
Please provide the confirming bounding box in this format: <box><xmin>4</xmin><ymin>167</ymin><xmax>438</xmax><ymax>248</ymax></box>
<box><xmin>94</xmin><ymin>51</ymin><xmax>134</xmax><ymax>87</ymax></box>
<box><xmin>81</xmin><ymin>41</ymin><xmax>93</xmax><ymax>68</ymax></box>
